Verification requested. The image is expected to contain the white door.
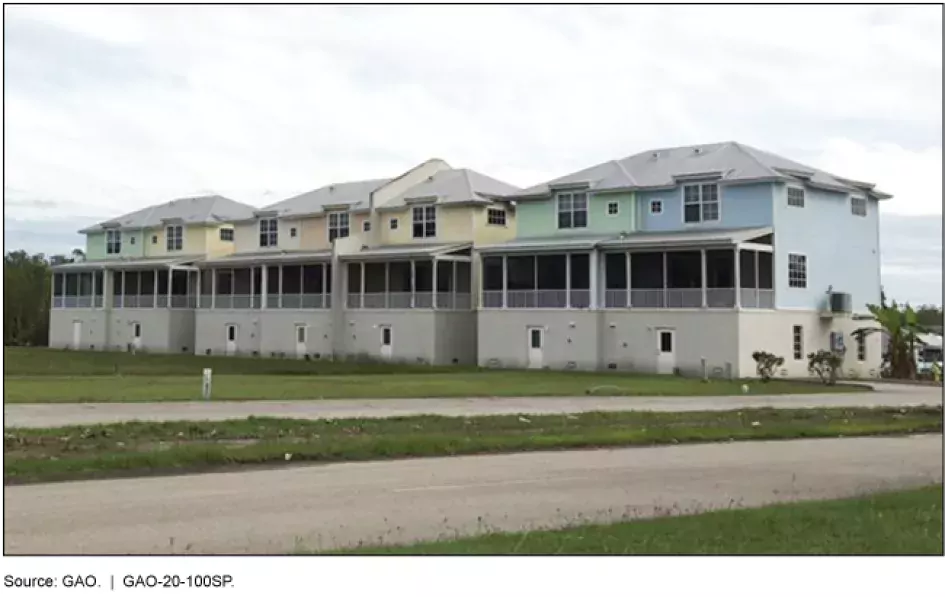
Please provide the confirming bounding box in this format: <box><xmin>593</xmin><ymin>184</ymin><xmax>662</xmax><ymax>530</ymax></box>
<box><xmin>527</xmin><ymin>326</ymin><xmax>544</xmax><ymax>369</ymax></box>
<box><xmin>72</xmin><ymin>321</ymin><xmax>82</xmax><ymax>349</ymax></box>
<box><xmin>130</xmin><ymin>322</ymin><xmax>142</xmax><ymax>351</ymax></box>
<box><xmin>295</xmin><ymin>325</ymin><xmax>307</xmax><ymax>358</ymax></box>
<box><xmin>225</xmin><ymin>324</ymin><xmax>238</xmax><ymax>356</ymax></box>
<box><xmin>380</xmin><ymin>326</ymin><xmax>393</xmax><ymax>360</ymax></box>
<box><xmin>656</xmin><ymin>329</ymin><xmax>676</xmax><ymax>374</ymax></box>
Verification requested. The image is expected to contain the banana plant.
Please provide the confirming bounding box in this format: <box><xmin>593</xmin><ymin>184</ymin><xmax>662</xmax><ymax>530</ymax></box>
<box><xmin>852</xmin><ymin>294</ymin><xmax>931</xmax><ymax>379</ymax></box>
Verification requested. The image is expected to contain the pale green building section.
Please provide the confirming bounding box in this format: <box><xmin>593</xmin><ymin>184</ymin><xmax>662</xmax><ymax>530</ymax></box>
<box><xmin>514</xmin><ymin>191</ymin><xmax>636</xmax><ymax>238</ymax></box>
<box><xmin>84</xmin><ymin>229</ymin><xmax>146</xmax><ymax>260</ymax></box>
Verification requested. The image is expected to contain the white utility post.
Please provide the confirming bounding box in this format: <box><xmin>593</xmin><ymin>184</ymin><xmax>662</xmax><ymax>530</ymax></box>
<box><xmin>202</xmin><ymin>368</ymin><xmax>212</xmax><ymax>400</ymax></box>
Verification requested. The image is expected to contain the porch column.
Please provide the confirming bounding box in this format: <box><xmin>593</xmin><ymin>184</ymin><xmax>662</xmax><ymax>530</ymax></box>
<box><xmin>278</xmin><ymin>264</ymin><xmax>284</xmax><ymax>309</ymax></box>
<box><xmin>432</xmin><ymin>258</ymin><xmax>439</xmax><ymax>309</ymax></box>
<box><xmin>625</xmin><ymin>251</ymin><xmax>632</xmax><ymax>308</ymax></box>
<box><xmin>360</xmin><ymin>262</ymin><xmax>366</xmax><ymax>308</ymax></box>
<box><xmin>452</xmin><ymin>260</ymin><xmax>457</xmax><ymax>309</ymax></box>
<box><xmin>734</xmin><ymin>247</ymin><xmax>741</xmax><ymax>308</ymax></box>
<box><xmin>261</xmin><ymin>265</ymin><xmax>269</xmax><ymax>310</ymax></box>
<box><xmin>410</xmin><ymin>260</ymin><xmax>416</xmax><ymax>308</ymax></box>
<box><xmin>384</xmin><ymin>262</ymin><xmax>390</xmax><ymax>309</ymax></box>
<box><xmin>565</xmin><ymin>253</ymin><xmax>571</xmax><ymax>308</ymax></box>
<box><xmin>501</xmin><ymin>255</ymin><xmax>508</xmax><ymax>308</ymax></box>
<box><xmin>103</xmin><ymin>270</ymin><xmax>112</xmax><ymax>309</ymax></box>
<box><xmin>662</xmin><ymin>252</ymin><xmax>668</xmax><ymax>308</ymax></box>
<box><xmin>589</xmin><ymin>251</ymin><xmax>599</xmax><ymax>309</ymax></box>
<box><xmin>754</xmin><ymin>250</ymin><xmax>760</xmax><ymax>306</ymax></box>
<box><xmin>195</xmin><ymin>269</ymin><xmax>201</xmax><ymax>309</ymax></box>
<box><xmin>121</xmin><ymin>270</ymin><xmax>126</xmax><ymax>306</ymax></box>
<box><xmin>153</xmin><ymin>269</ymin><xmax>158</xmax><ymax>308</ymax></box>
<box><xmin>211</xmin><ymin>268</ymin><xmax>217</xmax><ymax>309</ymax></box>
<box><xmin>250</xmin><ymin>266</ymin><xmax>256</xmax><ymax>308</ymax></box>
<box><xmin>700</xmin><ymin>249</ymin><xmax>707</xmax><ymax>308</ymax></box>
<box><xmin>50</xmin><ymin>271</ymin><xmax>56</xmax><ymax>307</ymax></box>
<box><xmin>167</xmin><ymin>267</ymin><xmax>173</xmax><ymax>308</ymax></box>
<box><xmin>320</xmin><ymin>264</ymin><xmax>326</xmax><ymax>309</ymax></box>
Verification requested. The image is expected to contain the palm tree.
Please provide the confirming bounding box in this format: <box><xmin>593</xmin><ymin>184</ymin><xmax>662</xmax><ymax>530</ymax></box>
<box><xmin>853</xmin><ymin>295</ymin><xmax>931</xmax><ymax>379</ymax></box>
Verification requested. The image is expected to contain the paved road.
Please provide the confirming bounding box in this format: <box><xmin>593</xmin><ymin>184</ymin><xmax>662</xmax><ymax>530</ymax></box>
<box><xmin>4</xmin><ymin>383</ymin><xmax>941</xmax><ymax>428</ymax></box>
<box><xmin>5</xmin><ymin>435</ymin><xmax>941</xmax><ymax>554</ymax></box>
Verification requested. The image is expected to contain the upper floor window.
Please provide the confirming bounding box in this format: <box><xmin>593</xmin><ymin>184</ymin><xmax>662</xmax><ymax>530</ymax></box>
<box><xmin>413</xmin><ymin>205</ymin><xmax>437</xmax><ymax>238</ymax></box>
<box><xmin>290</xmin><ymin>227</ymin><xmax>298</xmax><ymax>238</ymax></box>
<box><xmin>363</xmin><ymin>220</ymin><xmax>372</xmax><ymax>233</ymax></box>
<box><xmin>219</xmin><ymin>228</ymin><xmax>234</xmax><ymax>242</ymax></box>
<box><xmin>259</xmin><ymin>218</ymin><xmax>278</xmax><ymax>247</ymax></box>
<box><xmin>650</xmin><ymin>200</ymin><xmax>663</xmax><ymax>215</ymax></box>
<box><xmin>166</xmin><ymin>225</ymin><xmax>183</xmax><ymax>251</ymax></box>
<box><xmin>390</xmin><ymin>217</ymin><xmax>399</xmax><ymax>230</ymax></box>
<box><xmin>557</xmin><ymin>191</ymin><xmax>588</xmax><ymax>229</ymax></box>
<box><xmin>607</xmin><ymin>201</ymin><xmax>619</xmax><ymax>216</ymax></box>
<box><xmin>328</xmin><ymin>211</ymin><xmax>350</xmax><ymax>242</ymax></box>
<box><xmin>851</xmin><ymin>197</ymin><xmax>867</xmax><ymax>217</ymax></box>
<box><xmin>487</xmin><ymin>208</ymin><xmax>507</xmax><ymax>226</ymax></box>
<box><xmin>787</xmin><ymin>187</ymin><xmax>805</xmax><ymax>208</ymax></box>
<box><xmin>788</xmin><ymin>253</ymin><xmax>807</xmax><ymax>288</ymax></box>
<box><xmin>683</xmin><ymin>183</ymin><xmax>720</xmax><ymax>223</ymax></box>
<box><xmin>105</xmin><ymin>230</ymin><xmax>122</xmax><ymax>254</ymax></box>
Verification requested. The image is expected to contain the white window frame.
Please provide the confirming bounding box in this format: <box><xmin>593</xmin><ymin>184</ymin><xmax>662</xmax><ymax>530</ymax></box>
<box><xmin>289</xmin><ymin>227</ymin><xmax>298</xmax><ymax>238</ymax></box>
<box><xmin>389</xmin><ymin>217</ymin><xmax>399</xmax><ymax>230</ymax></box>
<box><xmin>851</xmin><ymin>196</ymin><xmax>867</xmax><ymax>217</ymax></box>
<box><xmin>259</xmin><ymin>218</ymin><xmax>278</xmax><ymax>248</ymax></box>
<box><xmin>556</xmin><ymin>191</ymin><xmax>588</xmax><ymax>229</ymax></box>
<box><xmin>788</xmin><ymin>253</ymin><xmax>807</xmax><ymax>289</ymax></box>
<box><xmin>856</xmin><ymin>334</ymin><xmax>866</xmax><ymax>361</ymax></box>
<box><xmin>606</xmin><ymin>201</ymin><xmax>619</xmax><ymax>216</ymax></box>
<box><xmin>363</xmin><ymin>220</ymin><xmax>371</xmax><ymax>233</ymax></box>
<box><xmin>219</xmin><ymin>228</ymin><xmax>234</xmax><ymax>242</ymax></box>
<box><xmin>105</xmin><ymin>230</ymin><xmax>122</xmax><ymax>255</ymax></box>
<box><xmin>412</xmin><ymin>205</ymin><xmax>437</xmax><ymax>239</ymax></box>
<box><xmin>486</xmin><ymin>208</ymin><xmax>507</xmax><ymax>226</ymax></box>
<box><xmin>328</xmin><ymin>211</ymin><xmax>350</xmax><ymax>242</ymax></box>
<box><xmin>792</xmin><ymin>325</ymin><xmax>803</xmax><ymax>360</ymax></box>
<box><xmin>682</xmin><ymin>183</ymin><xmax>720</xmax><ymax>224</ymax></box>
<box><xmin>787</xmin><ymin>186</ymin><xmax>805</xmax><ymax>208</ymax></box>
<box><xmin>650</xmin><ymin>200</ymin><xmax>663</xmax><ymax>215</ymax></box>
<box><xmin>165</xmin><ymin>225</ymin><xmax>183</xmax><ymax>252</ymax></box>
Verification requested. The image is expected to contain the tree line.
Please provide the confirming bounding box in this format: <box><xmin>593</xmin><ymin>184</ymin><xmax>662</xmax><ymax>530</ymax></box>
<box><xmin>3</xmin><ymin>249</ymin><xmax>85</xmax><ymax>347</ymax></box>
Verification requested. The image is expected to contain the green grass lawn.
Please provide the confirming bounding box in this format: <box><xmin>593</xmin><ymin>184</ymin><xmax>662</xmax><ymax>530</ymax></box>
<box><xmin>327</xmin><ymin>485</ymin><xmax>944</xmax><ymax>555</ymax></box>
<box><xmin>5</xmin><ymin>407</ymin><xmax>940</xmax><ymax>484</ymax></box>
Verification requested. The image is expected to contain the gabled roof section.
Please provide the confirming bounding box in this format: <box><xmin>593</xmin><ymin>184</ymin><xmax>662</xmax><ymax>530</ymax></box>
<box><xmin>261</xmin><ymin>177</ymin><xmax>392</xmax><ymax>219</ymax></box>
<box><xmin>79</xmin><ymin>195</ymin><xmax>256</xmax><ymax>234</ymax></box>
<box><xmin>506</xmin><ymin>141</ymin><xmax>892</xmax><ymax>200</ymax></box>
<box><xmin>377</xmin><ymin>168</ymin><xmax>521</xmax><ymax>210</ymax></box>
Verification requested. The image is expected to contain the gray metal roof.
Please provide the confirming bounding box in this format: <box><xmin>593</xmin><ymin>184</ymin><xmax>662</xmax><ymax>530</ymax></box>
<box><xmin>379</xmin><ymin>168</ymin><xmax>521</xmax><ymax>210</ymax></box>
<box><xmin>509</xmin><ymin>142</ymin><xmax>891</xmax><ymax>199</ymax></box>
<box><xmin>476</xmin><ymin>234</ymin><xmax>613</xmax><ymax>254</ymax></box>
<box><xmin>51</xmin><ymin>256</ymin><xmax>201</xmax><ymax>272</ymax></box>
<box><xmin>597</xmin><ymin>226</ymin><xmax>773</xmax><ymax>249</ymax></box>
<box><xmin>260</xmin><ymin>178</ymin><xmax>391</xmax><ymax>219</ymax></box>
<box><xmin>340</xmin><ymin>242</ymin><xmax>472</xmax><ymax>261</ymax></box>
<box><xmin>79</xmin><ymin>195</ymin><xmax>257</xmax><ymax>233</ymax></box>
<box><xmin>199</xmin><ymin>250</ymin><xmax>332</xmax><ymax>267</ymax></box>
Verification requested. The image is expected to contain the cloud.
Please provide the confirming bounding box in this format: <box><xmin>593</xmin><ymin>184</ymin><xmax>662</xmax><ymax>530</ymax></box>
<box><xmin>2</xmin><ymin>4</ymin><xmax>941</xmax><ymax>302</ymax></box>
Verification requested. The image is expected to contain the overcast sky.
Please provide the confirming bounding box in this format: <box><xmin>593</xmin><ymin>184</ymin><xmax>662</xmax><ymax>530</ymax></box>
<box><xmin>3</xmin><ymin>4</ymin><xmax>942</xmax><ymax>305</ymax></box>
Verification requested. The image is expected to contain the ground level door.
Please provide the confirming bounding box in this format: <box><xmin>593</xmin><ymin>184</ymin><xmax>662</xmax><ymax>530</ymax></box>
<box><xmin>527</xmin><ymin>326</ymin><xmax>544</xmax><ymax>369</ymax></box>
<box><xmin>72</xmin><ymin>321</ymin><xmax>82</xmax><ymax>349</ymax></box>
<box><xmin>130</xmin><ymin>322</ymin><xmax>142</xmax><ymax>351</ymax></box>
<box><xmin>380</xmin><ymin>325</ymin><xmax>392</xmax><ymax>360</ymax></box>
<box><xmin>656</xmin><ymin>328</ymin><xmax>676</xmax><ymax>374</ymax></box>
<box><xmin>295</xmin><ymin>325</ymin><xmax>307</xmax><ymax>358</ymax></box>
<box><xmin>225</xmin><ymin>324</ymin><xmax>238</xmax><ymax>356</ymax></box>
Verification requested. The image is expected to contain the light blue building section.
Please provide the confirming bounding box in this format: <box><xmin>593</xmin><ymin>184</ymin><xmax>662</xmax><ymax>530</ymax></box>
<box><xmin>637</xmin><ymin>182</ymin><xmax>774</xmax><ymax>232</ymax></box>
<box><xmin>772</xmin><ymin>183</ymin><xmax>881</xmax><ymax>312</ymax></box>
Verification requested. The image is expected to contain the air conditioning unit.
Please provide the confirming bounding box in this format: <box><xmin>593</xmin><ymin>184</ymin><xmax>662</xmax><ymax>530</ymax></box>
<box><xmin>829</xmin><ymin>292</ymin><xmax>853</xmax><ymax>314</ymax></box>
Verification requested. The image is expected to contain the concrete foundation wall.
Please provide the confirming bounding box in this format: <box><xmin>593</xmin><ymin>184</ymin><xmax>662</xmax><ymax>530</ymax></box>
<box><xmin>195</xmin><ymin>310</ymin><xmax>261</xmax><ymax>356</ymax></box>
<box><xmin>168</xmin><ymin>310</ymin><xmax>197</xmax><ymax>354</ymax></box>
<box><xmin>433</xmin><ymin>311</ymin><xmax>477</xmax><ymax>365</ymax></box>
<box><xmin>109</xmin><ymin>309</ymin><xmax>172</xmax><ymax>353</ymax></box>
<box><xmin>478</xmin><ymin>310</ymin><xmax>599</xmax><ymax>370</ymax></box>
<box><xmin>341</xmin><ymin>310</ymin><xmax>437</xmax><ymax>364</ymax></box>
<box><xmin>601</xmin><ymin>310</ymin><xmax>741</xmax><ymax>376</ymax></box>
<box><xmin>258</xmin><ymin>311</ymin><xmax>333</xmax><ymax>358</ymax></box>
<box><xmin>49</xmin><ymin>309</ymin><xmax>107</xmax><ymax>350</ymax></box>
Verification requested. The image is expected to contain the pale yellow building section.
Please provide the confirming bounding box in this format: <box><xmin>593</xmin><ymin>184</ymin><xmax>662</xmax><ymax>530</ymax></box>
<box><xmin>377</xmin><ymin>204</ymin><xmax>516</xmax><ymax>246</ymax></box>
<box><xmin>145</xmin><ymin>224</ymin><xmax>240</xmax><ymax>258</ymax></box>
<box><xmin>204</xmin><ymin>224</ymin><xmax>239</xmax><ymax>257</ymax></box>
<box><xmin>471</xmin><ymin>205</ymin><xmax>517</xmax><ymax>245</ymax></box>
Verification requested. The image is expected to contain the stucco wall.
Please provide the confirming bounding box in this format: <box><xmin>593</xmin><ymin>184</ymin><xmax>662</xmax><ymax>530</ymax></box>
<box><xmin>433</xmin><ymin>311</ymin><xmax>478</xmax><ymax>365</ymax></box>
<box><xmin>477</xmin><ymin>310</ymin><xmax>600</xmax><ymax>370</ymax></box>
<box><xmin>109</xmin><ymin>309</ymin><xmax>172</xmax><ymax>352</ymax></box>
<box><xmin>195</xmin><ymin>310</ymin><xmax>262</xmax><ymax>356</ymax></box>
<box><xmin>86</xmin><ymin>229</ymin><xmax>146</xmax><ymax>260</ymax></box>
<box><xmin>258</xmin><ymin>310</ymin><xmax>333</xmax><ymax>358</ymax></box>
<box><xmin>471</xmin><ymin>206</ymin><xmax>518</xmax><ymax>245</ymax></box>
<box><xmin>49</xmin><ymin>309</ymin><xmax>107</xmax><ymax>350</ymax></box>
<box><xmin>340</xmin><ymin>310</ymin><xmax>438</xmax><ymax>363</ymax></box>
<box><xmin>637</xmin><ymin>182</ymin><xmax>774</xmax><ymax>232</ymax></box>
<box><xmin>515</xmin><ymin>192</ymin><xmax>635</xmax><ymax>239</ymax></box>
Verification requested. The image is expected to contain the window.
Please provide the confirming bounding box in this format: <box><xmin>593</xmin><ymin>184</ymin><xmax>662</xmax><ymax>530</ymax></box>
<box><xmin>219</xmin><ymin>228</ymin><xmax>234</xmax><ymax>242</ymax></box>
<box><xmin>390</xmin><ymin>218</ymin><xmax>399</xmax><ymax>230</ymax></box>
<box><xmin>412</xmin><ymin>205</ymin><xmax>437</xmax><ymax>238</ymax></box>
<box><xmin>328</xmin><ymin>212</ymin><xmax>350</xmax><ymax>242</ymax></box>
<box><xmin>788</xmin><ymin>254</ymin><xmax>807</xmax><ymax>288</ymax></box>
<box><xmin>151</xmin><ymin>235</ymin><xmax>158</xmax><ymax>244</ymax></box>
<box><xmin>857</xmin><ymin>334</ymin><xmax>866</xmax><ymax>361</ymax></box>
<box><xmin>133</xmin><ymin>323</ymin><xmax>141</xmax><ymax>338</ymax></box>
<box><xmin>787</xmin><ymin>187</ymin><xmax>805</xmax><ymax>208</ymax></box>
<box><xmin>607</xmin><ymin>201</ymin><xmax>619</xmax><ymax>216</ymax></box>
<box><xmin>487</xmin><ymin>208</ymin><xmax>507</xmax><ymax>226</ymax></box>
<box><xmin>363</xmin><ymin>221</ymin><xmax>372</xmax><ymax>233</ymax></box>
<box><xmin>793</xmin><ymin>325</ymin><xmax>803</xmax><ymax>360</ymax></box>
<box><xmin>227</xmin><ymin>325</ymin><xmax>236</xmax><ymax>342</ymax></box>
<box><xmin>683</xmin><ymin>183</ymin><xmax>720</xmax><ymax>223</ymax></box>
<box><xmin>382</xmin><ymin>327</ymin><xmax>392</xmax><ymax>346</ymax></box>
<box><xmin>129</xmin><ymin>236</ymin><xmax>136</xmax><ymax>245</ymax></box>
<box><xmin>165</xmin><ymin>225</ymin><xmax>183</xmax><ymax>251</ymax></box>
<box><xmin>650</xmin><ymin>200</ymin><xmax>663</xmax><ymax>215</ymax></box>
<box><xmin>530</xmin><ymin>328</ymin><xmax>542</xmax><ymax>349</ymax></box>
<box><xmin>557</xmin><ymin>191</ymin><xmax>588</xmax><ymax>229</ymax></box>
<box><xmin>290</xmin><ymin>227</ymin><xmax>298</xmax><ymax>238</ymax></box>
<box><xmin>296</xmin><ymin>326</ymin><xmax>306</xmax><ymax>343</ymax></box>
<box><xmin>105</xmin><ymin>230</ymin><xmax>122</xmax><ymax>254</ymax></box>
<box><xmin>851</xmin><ymin>197</ymin><xmax>867</xmax><ymax>217</ymax></box>
<box><xmin>659</xmin><ymin>331</ymin><xmax>673</xmax><ymax>353</ymax></box>
<box><xmin>259</xmin><ymin>218</ymin><xmax>278</xmax><ymax>247</ymax></box>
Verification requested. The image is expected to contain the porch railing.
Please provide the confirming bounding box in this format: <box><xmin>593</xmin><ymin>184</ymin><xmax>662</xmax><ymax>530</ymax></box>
<box><xmin>52</xmin><ymin>295</ymin><xmax>103</xmax><ymax>309</ymax></box>
<box><xmin>485</xmin><ymin>287</ymin><xmax>769</xmax><ymax>309</ymax></box>
<box><xmin>198</xmin><ymin>294</ymin><xmax>330</xmax><ymax>309</ymax></box>
<box><xmin>741</xmin><ymin>288</ymin><xmax>775</xmax><ymax>309</ymax></box>
<box><xmin>347</xmin><ymin>292</ymin><xmax>472</xmax><ymax>310</ymax></box>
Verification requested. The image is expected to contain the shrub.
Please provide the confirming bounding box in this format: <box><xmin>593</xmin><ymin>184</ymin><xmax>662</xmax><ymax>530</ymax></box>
<box><xmin>808</xmin><ymin>350</ymin><xmax>845</xmax><ymax>385</ymax></box>
<box><xmin>752</xmin><ymin>351</ymin><xmax>785</xmax><ymax>382</ymax></box>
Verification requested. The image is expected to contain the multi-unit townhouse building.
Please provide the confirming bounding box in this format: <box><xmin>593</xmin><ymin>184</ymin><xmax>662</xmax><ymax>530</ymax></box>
<box><xmin>475</xmin><ymin>141</ymin><xmax>889</xmax><ymax>378</ymax></box>
<box><xmin>49</xmin><ymin>195</ymin><xmax>257</xmax><ymax>353</ymax></box>
<box><xmin>48</xmin><ymin>142</ymin><xmax>890</xmax><ymax>378</ymax></box>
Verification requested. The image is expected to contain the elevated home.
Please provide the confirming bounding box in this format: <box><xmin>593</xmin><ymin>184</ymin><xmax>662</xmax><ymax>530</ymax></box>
<box><xmin>477</xmin><ymin>141</ymin><xmax>890</xmax><ymax>378</ymax></box>
<box><xmin>49</xmin><ymin>195</ymin><xmax>256</xmax><ymax>352</ymax></box>
<box><xmin>194</xmin><ymin>159</ymin><xmax>519</xmax><ymax>363</ymax></box>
